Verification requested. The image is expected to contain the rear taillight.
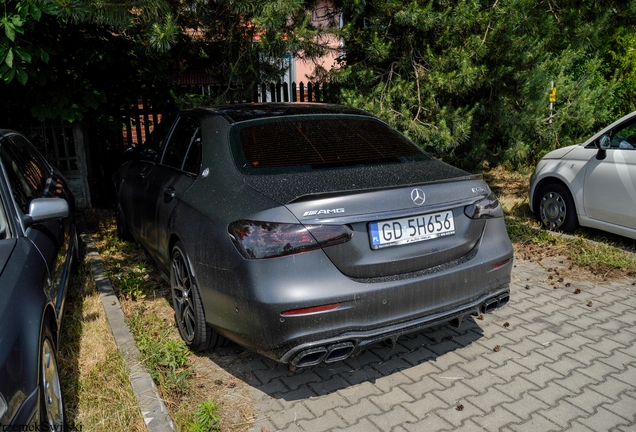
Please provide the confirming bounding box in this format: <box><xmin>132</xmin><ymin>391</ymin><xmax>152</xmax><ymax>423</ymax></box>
<box><xmin>464</xmin><ymin>192</ymin><xmax>504</xmax><ymax>219</ymax></box>
<box><xmin>228</xmin><ymin>220</ymin><xmax>353</xmax><ymax>259</ymax></box>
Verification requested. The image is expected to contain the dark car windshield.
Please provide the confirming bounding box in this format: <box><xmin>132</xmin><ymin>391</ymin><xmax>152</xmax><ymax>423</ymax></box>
<box><xmin>230</xmin><ymin>116</ymin><xmax>431</xmax><ymax>174</ymax></box>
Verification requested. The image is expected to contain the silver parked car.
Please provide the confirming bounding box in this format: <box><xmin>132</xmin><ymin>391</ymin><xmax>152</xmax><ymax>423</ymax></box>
<box><xmin>529</xmin><ymin>110</ymin><xmax>636</xmax><ymax>239</ymax></box>
<box><xmin>113</xmin><ymin>103</ymin><xmax>513</xmax><ymax>368</ymax></box>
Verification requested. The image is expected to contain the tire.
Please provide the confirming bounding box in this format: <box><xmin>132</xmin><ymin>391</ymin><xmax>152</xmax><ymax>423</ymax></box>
<box><xmin>116</xmin><ymin>201</ymin><xmax>134</xmax><ymax>242</ymax></box>
<box><xmin>170</xmin><ymin>241</ymin><xmax>226</xmax><ymax>351</ymax></box>
<box><xmin>537</xmin><ymin>183</ymin><xmax>579</xmax><ymax>233</ymax></box>
<box><xmin>40</xmin><ymin>327</ymin><xmax>65</xmax><ymax>429</ymax></box>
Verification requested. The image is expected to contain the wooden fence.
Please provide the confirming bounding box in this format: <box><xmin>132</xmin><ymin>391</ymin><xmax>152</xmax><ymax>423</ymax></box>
<box><xmin>120</xmin><ymin>95</ymin><xmax>163</xmax><ymax>148</ymax></box>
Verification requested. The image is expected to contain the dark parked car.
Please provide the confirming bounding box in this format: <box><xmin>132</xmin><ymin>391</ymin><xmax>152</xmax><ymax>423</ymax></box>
<box><xmin>0</xmin><ymin>130</ymin><xmax>77</xmax><ymax>427</ymax></box>
<box><xmin>114</xmin><ymin>103</ymin><xmax>513</xmax><ymax>368</ymax></box>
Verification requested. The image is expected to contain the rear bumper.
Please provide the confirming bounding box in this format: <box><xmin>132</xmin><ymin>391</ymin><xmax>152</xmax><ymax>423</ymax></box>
<box><xmin>282</xmin><ymin>286</ymin><xmax>510</xmax><ymax>367</ymax></box>
<box><xmin>195</xmin><ymin>217</ymin><xmax>513</xmax><ymax>365</ymax></box>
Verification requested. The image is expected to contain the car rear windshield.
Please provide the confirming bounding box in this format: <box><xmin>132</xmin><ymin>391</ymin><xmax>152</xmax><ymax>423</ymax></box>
<box><xmin>230</xmin><ymin>116</ymin><xmax>430</xmax><ymax>174</ymax></box>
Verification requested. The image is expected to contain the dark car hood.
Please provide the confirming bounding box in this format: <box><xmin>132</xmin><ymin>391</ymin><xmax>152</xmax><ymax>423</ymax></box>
<box><xmin>241</xmin><ymin>158</ymin><xmax>472</xmax><ymax>204</ymax></box>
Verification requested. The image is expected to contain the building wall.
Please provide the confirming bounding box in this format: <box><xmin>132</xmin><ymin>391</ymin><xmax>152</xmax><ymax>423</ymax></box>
<box><xmin>294</xmin><ymin>0</ymin><xmax>341</xmax><ymax>83</ymax></box>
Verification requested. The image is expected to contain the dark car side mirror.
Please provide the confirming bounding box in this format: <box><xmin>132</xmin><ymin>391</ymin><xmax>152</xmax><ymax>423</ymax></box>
<box><xmin>123</xmin><ymin>145</ymin><xmax>141</xmax><ymax>162</ymax></box>
<box><xmin>24</xmin><ymin>198</ymin><xmax>70</xmax><ymax>228</ymax></box>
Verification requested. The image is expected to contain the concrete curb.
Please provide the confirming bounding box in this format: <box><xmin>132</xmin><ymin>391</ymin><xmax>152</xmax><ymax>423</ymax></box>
<box><xmin>81</xmin><ymin>229</ymin><xmax>176</xmax><ymax>432</ymax></box>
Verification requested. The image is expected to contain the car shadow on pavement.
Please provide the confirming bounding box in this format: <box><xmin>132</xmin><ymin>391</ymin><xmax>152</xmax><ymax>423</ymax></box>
<box><xmin>198</xmin><ymin>316</ymin><xmax>485</xmax><ymax>402</ymax></box>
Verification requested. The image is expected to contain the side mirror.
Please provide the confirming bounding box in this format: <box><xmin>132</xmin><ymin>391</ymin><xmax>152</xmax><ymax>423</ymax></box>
<box><xmin>24</xmin><ymin>198</ymin><xmax>69</xmax><ymax>227</ymax></box>
<box><xmin>596</xmin><ymin>134</ymin><xmax>610</xmax><ymax>160</ymax></box>
<box><xmin>598</xmin><ymin>134</ymin><xmax>611</xmax><ymax>150</ymax></box>
<box><xmin>123</xmin><ymin>145</ymin><xmax>141</xmax><ymax>162</ymax></box>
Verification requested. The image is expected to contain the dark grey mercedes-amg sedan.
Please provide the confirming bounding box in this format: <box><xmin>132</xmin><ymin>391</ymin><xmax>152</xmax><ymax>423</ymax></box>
<box><xmin>113</xmin><ymin>103</ymin><xmax>513</xmax><ymax>368</ymax></box>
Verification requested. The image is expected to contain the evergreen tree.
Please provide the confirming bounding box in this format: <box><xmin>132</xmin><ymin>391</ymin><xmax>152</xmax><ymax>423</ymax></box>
<box><xmin>172</xmin><ymin>0</ymin><xmax>330</xmax><ymax>104</ymax></box>
<box><xmin>0</xmin><ymin>0</ymin><xmax>327</xmax><ymax>121</ymax></box>
<box><xmin>329</xmin><ymin>0</ymin><xmax>636</xmax><ymax>169</ymax></box>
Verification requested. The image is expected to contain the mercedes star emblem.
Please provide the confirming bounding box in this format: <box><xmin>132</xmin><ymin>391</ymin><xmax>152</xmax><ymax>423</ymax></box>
<box><xmin>411</xmin><ymin>188</ymin><xmax>426</xmax><ymax>206</ymax></box>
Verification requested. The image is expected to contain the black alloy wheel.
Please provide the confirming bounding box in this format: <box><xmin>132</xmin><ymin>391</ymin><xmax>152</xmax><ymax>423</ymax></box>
<box><xmin>170</xmin><ymin>241</ymin><xmax>226</xmax><ymax>351</ymax></box>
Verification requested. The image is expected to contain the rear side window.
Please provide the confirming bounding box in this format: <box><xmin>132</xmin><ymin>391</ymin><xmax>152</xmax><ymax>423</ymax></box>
<box><xmin>0</xmin><ymin>135</ymin><xmax>50</xmax><ymax>213</ymax></box>
<box><xmin>232</xmin><ymin>116</ymin><xmax>430</xmax><ymax>174</ymax></box>
<box><xmin>142</xmin><ymin>113</ymin><xmax>177</xmax><ymax>162</ymax></box>
<box><xmin>161</xmin><ymin>115</ymin><xmax>201</xmax><ymax>174</ymax></box>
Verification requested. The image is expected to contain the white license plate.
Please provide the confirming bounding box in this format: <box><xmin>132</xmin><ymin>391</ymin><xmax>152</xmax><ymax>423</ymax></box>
<box><xmin>369</xmin><ymin>210</ymin><xmax>455</xmax><ymax>249</ymax></box>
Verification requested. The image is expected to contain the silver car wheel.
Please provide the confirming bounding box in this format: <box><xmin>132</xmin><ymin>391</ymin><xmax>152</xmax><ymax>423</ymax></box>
<box><xmin>540</xmin><ymin>191</ymin><xmax>567</xmax><ymax>229</ymax></box>
<box><xmin>42</xmin><ymin>336</ymin><xmax>64</xmax><ymax>427</ymax></box>
<box><xmin>171</xmin><ymin>246</ymin><xmax>196</xmax><ymax>343</ymax></box>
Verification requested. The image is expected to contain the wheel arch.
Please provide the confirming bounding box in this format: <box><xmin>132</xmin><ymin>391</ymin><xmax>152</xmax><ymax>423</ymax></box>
<box><xmin>38</xmin><ymin>307</ymin><xmax>65</xmax><ymax>427</ymax></box>
<box><xmin>168</xmin><ymin>234</ymin><xmax>181</xmax><ymax>261</ymax></box>
<box><xmin>42</xmin><ymin>304</ymin><xmax>59</xmax><ymax>347</ymax></box>
<box><xmin>35</xmin><ymin>304</ymin><xmax>59</xmax><ymax>397</ymax></box>
<box><xmin>532</xmin><ymin>176</ymin><xmax>574</xmax><ymax>215</ymax></box>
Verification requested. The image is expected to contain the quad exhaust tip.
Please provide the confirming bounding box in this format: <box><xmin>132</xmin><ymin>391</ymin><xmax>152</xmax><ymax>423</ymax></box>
<box><xmin>448</xmin><ymin>316</ymin><xmax>463</xmax><ymax>328</ymax></box>
<box><xmin>482</xmin><ymin>292</ymin><xmax>510</xmax><ymax>314</ymax></box>
<box><xmin>292</xmin><ymin>341</ymin><xmax>356</xmax><ymax>368</ymax></box>
<box><xmin>291</xmin><ymin>291</ymin><xmax>511</xmax><ymax>368</ymax></box>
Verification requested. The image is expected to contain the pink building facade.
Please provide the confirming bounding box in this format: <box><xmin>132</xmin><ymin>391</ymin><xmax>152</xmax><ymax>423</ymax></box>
<box><xmin>292</xmin><ymin>0</ymin><xmax>341</xmax><ymax>83</ymax></box>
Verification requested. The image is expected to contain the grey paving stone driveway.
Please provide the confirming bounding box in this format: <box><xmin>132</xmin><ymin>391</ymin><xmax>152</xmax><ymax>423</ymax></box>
<box><xmin>236</xmin><ymin>257</ymin><xmax>636</xmax><ymax>432</ymax></box>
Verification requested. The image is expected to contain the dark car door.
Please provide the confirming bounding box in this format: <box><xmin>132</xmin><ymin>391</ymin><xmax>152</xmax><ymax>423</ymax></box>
<box><xmin>0</xmin><ymin>135</ymin><xmax>69</xmax><ymax>313</ymax></box>
<box><xmin>121</xmin><ymin>113</ymin><xmax>178</xmax><ymax>249</ymax></box>
<box><xmin>137</xmin><ymin>114</ymin><xmax>202</xmax><ymax>272</ymax></box>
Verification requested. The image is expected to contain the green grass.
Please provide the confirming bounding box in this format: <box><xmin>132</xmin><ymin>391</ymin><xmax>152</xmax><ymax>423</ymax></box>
<box><xmin>78</xmin><ymin>209</ymin><xmax>239</xmax><ymax>431</ymax></box>
<box><xmin>569</xmin><ymin>238</ymin><xmax>636</xmax><ymax>269</ymax></box>
<box><xmin>128</xmin><ymin>309</ymin><xmax>193</xmax><ymax>398</ymax></box>
<box><xmin>109</xmin><ymin>260</ymin><xmax>156</xmax><ymax>300</ymax></box>
<box><xmin>505</xmin><ymin>211</ymin><xmax>636</xmax><ymax>273</ymax></box>
<box><xmin>178</xmin><ymin>400</ymin><xmax>221</xmax><ymax>432</ymax></box>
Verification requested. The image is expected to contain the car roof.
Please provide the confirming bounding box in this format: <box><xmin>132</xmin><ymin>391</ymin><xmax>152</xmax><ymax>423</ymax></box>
<box><xmin>184</xmin><ymin>103</ymin><xmax>375</xmax><ymax>124</ymax></box>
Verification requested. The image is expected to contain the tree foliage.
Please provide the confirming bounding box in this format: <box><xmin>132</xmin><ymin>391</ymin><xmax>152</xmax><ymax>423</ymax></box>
<box><xmin>2</xmin><ymin>0</ymin><xmax>636</xmax><ymax>169</ymax></box>
<box><xmin>329</xmin><ymin>0</ymin><xmax>636</xmax><ymax>169</ymax></box>
<box><xmin>172</xmin><ymin>0</ymin><xmax>331</xmax><ymax>104</ymax></box>
<box><xmin>0</xmin><ymin>0</ymin><xmax>179</xmax><ymax>122</ymax></box>
<box><xmin>0</xmin><ymin>0</ymin><xmax>325</xmax><ymax>121</ymax></box>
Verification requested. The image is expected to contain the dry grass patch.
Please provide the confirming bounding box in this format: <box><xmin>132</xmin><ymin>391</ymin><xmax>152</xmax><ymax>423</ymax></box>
<box><xmin>482</xmin><ymin>165</ymin><xmax>536</xmax><ymax>224</ymax></box>
<box><xmin>59</xmin><ymin>251</ymin><xmax>146</xmax><ymax>431</ymax></box>
<box><xmin>79</xmin><ymin>208</ymin><xmax>257</xmax><ymax>431</ymax></box>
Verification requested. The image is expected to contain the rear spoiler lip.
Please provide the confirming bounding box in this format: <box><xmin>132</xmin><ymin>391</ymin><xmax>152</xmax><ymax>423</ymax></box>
<box><xmin>286</xmin><ymin>173</ymin><xmax>482</xmax><ymax>205</ymax></box>
<box><xmin>295</xmin><ymin>195</ymin><xmax>482</xmax><ymax>225</ymax></box>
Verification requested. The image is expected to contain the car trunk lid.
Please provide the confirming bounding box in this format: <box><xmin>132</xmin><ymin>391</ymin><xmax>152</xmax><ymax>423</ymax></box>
<box><xmin>282</xmin><ymin>177</ymin><xmax>490</xmax><ymax>279</ymax></box>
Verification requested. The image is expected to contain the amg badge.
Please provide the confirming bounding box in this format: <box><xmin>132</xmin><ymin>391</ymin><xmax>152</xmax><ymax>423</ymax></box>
<box><xmin>303</xmin><ymin>208</ymin><xmax>345</xmax><ymax>217</ymax></box>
